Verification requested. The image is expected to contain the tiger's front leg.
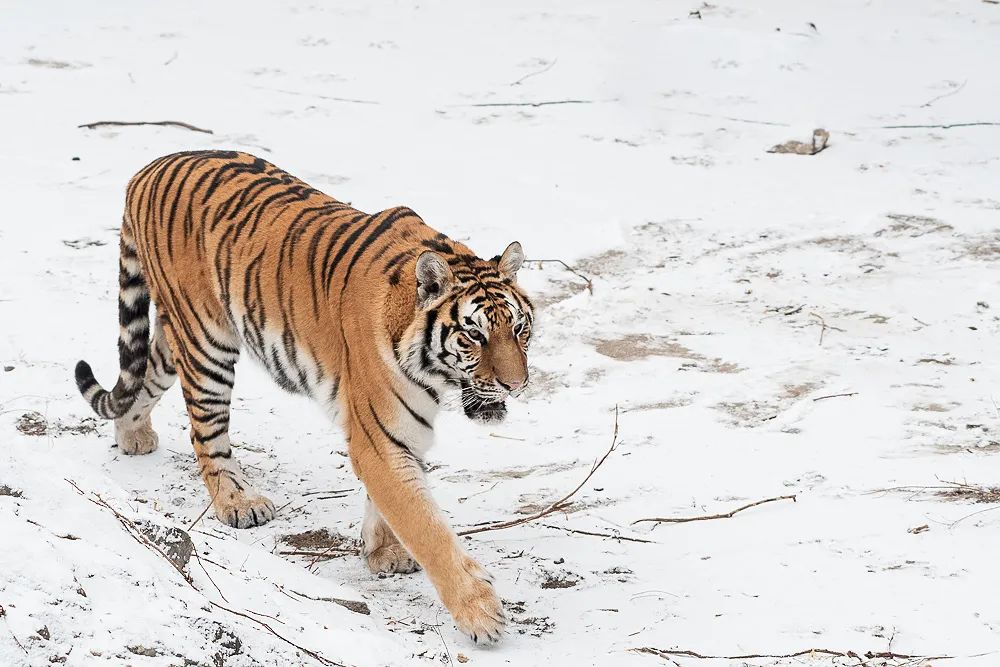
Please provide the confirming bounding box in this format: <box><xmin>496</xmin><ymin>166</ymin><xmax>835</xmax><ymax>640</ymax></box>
<box><xmin>349</xmin><ymin>412</ymin><xmax>506</xmax><ymax>644</ymax></box>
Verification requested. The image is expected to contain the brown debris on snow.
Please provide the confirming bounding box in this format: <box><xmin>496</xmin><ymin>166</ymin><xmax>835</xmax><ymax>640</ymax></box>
<box><xmin>767</xmin><ymin>128</ymin><xmax>829</xmax><ymax>155</ymax></box>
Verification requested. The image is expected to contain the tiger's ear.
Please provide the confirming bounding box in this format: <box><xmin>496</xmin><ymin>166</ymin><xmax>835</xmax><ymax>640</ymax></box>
<box><xmin>415</xmin><ymin>251</ymin><xmax>453</xmax><ymax>308</ymax></box>
<box><xmin>496</xmin><ymin>241</ymin><xmax>524</xmax><ymax>280</ymax></box>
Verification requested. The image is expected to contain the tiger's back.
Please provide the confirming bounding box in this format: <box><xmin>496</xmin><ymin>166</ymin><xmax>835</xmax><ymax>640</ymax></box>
<box><xmin>125</xmin><ymin>150</ymin><xmax>458</xmax><ymax>406</ymax></box>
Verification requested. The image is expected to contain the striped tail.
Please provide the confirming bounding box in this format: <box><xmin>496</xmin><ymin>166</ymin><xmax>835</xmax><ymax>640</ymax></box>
<box><xmin>75</xmin><ymin>225</ymin><xmax>151</xmax><ymax>420</ymax></box>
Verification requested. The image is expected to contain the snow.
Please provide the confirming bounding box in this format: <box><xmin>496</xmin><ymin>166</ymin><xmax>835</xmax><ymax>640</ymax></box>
<box><xmin>2</xmin><ymin>0</ymin><xmax>1000</xmax><ymax>665</ymax></box>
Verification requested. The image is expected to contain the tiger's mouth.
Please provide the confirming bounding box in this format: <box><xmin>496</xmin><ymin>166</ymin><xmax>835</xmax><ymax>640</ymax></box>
<box><xmin>464</xmin><ymin>400</ymin><xmax>507</xmax><ymax>423</ymax></box>
<box><xmin>460</xmin><ymin>380</ymin><xmax>508</xmax><ymax>423</ymax></box>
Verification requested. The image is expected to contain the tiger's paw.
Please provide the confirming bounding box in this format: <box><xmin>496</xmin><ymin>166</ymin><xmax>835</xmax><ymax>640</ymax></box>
<box><xmin>366</xmin><ymin>543</ymin><xmax>420</xmax><ymax>575</ymax></box>
<box><xmin>114</xmin><ymin>417</ymin><xmax>159</xmax><ymax>455</ymax></box>
<box><xmin>214</xmin><ymin>488</ymin><xmax>276</xmax><ymax>529</ymax></box>
<box><xmin>447</xmin><ymin>558</ymin><xmax>506</xmax><ymax>646</ymax></box>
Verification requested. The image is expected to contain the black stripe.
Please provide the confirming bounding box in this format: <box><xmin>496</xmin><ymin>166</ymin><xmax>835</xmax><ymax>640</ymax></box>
<box><xmin>369</xmin><ymin>400</ymin><xmax>414</xmax><ymax>456</ymax></box>
<box><xmin>391</xmin><ymin>388</ymin><xmax>432</xmax><ymax>429</ymax></box>
<box><xmin>341</xmin><ymin>207</ymin><xmax>414</xmax><ymax>289</ymax></box>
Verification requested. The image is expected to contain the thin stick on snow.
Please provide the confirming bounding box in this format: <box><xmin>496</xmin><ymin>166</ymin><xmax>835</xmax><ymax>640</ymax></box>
<box><xmin>459</xmin><ymin>99</ymin><xmax>592</xmax><ymax>108</ymax></box>
<box><xmin>188</xmin><ymin>476</ymin><xmax>222</xmax><ymax>532</ymax></box>
<box><xmin>539</xmin><ymin>523</ymin><xmax>654</xmax><ymax>544</ymax></box>
<box><xmin>0</xmin><ymin>605</ymin><xmax>27</xmax><ymax>654</ymax></box>
<box><xmin>279</xmin><ymin>549</ymin><xmax>357</xmax><ymax>560</ymax></box>
<box><xmin>812</xmin><ymin>392</ymin><xmax>858</xmax><ymax>402</ymax></box>
<box><xmin>78</xmin><ymin>120</ymin><xmax>213</xmax><ymax>134</ymax></box>
<box><xmin>632</xmin><ymin>495</ymin><xmax>797</xmax><ymax>527</ymax></box>
<box><xmin>526</xmin><ymin>258</ymin><xmax>594</xmax><ymax>293</ymax></box>
<box><xmin>632</xmin><ymin>646</ymin><xmax>954</xmax><ymax>663</ymax></box>
<box><xmin>65</xmin><ymin>479</ymin><xmax>345</xmax><ymax>667</ymax></box>
<box><xmin>488</xmin><ymin>432</ymin><xmax>527</xmax><ymax>441</ymax></box>
<box><xmin>920</xmin><ymin>80</ymin><xmax>967</xmax><ymax>108</ymax></box>
<box><xmin>77</xmin><ymin>120</ymin><xmax>215</xmax><ymax>134</ymax></box>
<box><xmin>509</xmin><ymin>59</ymin><xmax>558</xmax><ymax>86</ymax></box>
<box><xmin>432</xmin><ymin>621</ymin><xmax>455</xmax><ymax>667</ymax></box>
<box><xmin>191</xmin><ymin>546</ymin><xmax>229</xmax><ymax>603</ymax></box>
<box><xmin>458</xmin><ymin>407</ymin><xmax>620</xmax><ymax>537</ymax></box>
<box><xmin>880</xmin><ymin>121</ymin><xmax>1000</xmax><ymax>130</ymax></box>
<box><xmin>809</xmin><ymin>311</ymin><xmax>844</xmax><ymax>346</ymax></box>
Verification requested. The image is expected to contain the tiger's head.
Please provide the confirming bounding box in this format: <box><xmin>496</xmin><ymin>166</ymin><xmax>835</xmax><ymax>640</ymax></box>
<box><xmin>400</xmin><ymin>241</ymin><xmax>533</xmax><ymax>423</ymax></box>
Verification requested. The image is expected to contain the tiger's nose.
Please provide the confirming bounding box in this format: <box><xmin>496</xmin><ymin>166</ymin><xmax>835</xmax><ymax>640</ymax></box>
<box><xmin>497</xmin><ymin>376</ymin><xmax>526</xmax><ymax>393</ymax></box>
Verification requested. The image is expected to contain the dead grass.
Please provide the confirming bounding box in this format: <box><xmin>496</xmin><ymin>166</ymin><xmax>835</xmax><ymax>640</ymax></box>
<box><xmin>960</xmin><ymin>232</ymin><xmax>1000</xmax><ymax>260</ymax></box>
<box><xmin>876</xmin><ymin>480</ymin><xmax>1000</xmax><ymax>504</ymax></box>
<box><xmin>875</xmin><ymin>213</ymin><xmax>953</xmax><ymax>238</ymax></box>
<box><xmin>938</xmin><ymin>482</ymin><xmax>1000</xmax><ymax>504</ymax></box>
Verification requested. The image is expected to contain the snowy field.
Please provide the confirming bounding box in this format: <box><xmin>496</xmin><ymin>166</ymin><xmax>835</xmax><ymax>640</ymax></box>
<box><xmin>2</xmin><ymin>1</ymin><xmax>1000</xmax><ymax>665</ymax></box>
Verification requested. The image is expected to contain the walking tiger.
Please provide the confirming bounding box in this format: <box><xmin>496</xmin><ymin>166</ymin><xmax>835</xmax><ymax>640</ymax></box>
<box><xmin>74</xmin><ymin>150</ymin><xmax>534</xmax><ymax>644</ymax></box>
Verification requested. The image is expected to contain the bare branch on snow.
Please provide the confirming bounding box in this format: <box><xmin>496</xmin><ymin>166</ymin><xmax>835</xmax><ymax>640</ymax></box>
<box><xmin>812</xmin><ymin>392</ymin><xmax>858</xmax><ymax>402</ymax></box>
<box><xmin>78</xmin><ymin>120</ymin><xmax>213</xmax><ymax>134</ymax></box>
<box><xmin>458</xmin><ymin>407</ymin><xmax>621</xmax><ymax>536</ymax></box>
<box><xmin>510</xmin><ymin>59</ymin><xmax>558</xmax><ymax>86</ymax></box>
<box><xmin>632</xmin><ymin>646</ymin><xmax>954</xmax><ymax>664</ymax></box>
<box><xmin>65</xmin><ymin>479</ymin><xmax>345</xmax><ymax>667</ymax></box>
<box><xmin>632</xmin><ymin>495</ymin><xmax>797</xmax><ymax>527</ymax></box>
<box><xmin>526</xmin><ymin>258</ymin><xmax>594</xmax><ymax>293</ymax></box>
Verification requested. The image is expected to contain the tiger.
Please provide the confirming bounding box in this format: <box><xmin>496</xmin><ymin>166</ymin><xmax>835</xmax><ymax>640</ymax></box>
<box><xmin>73</xmin><ymin>150</ymin><xmax>534</xmax><ymax>645</ymax></box>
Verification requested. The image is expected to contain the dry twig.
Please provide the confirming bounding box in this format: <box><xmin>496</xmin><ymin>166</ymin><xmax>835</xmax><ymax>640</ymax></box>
<box><xmin>78</xmin><ymin>120</ymin><xmax>213</xmax><ymax>134</ymax></box>
<box><xmin>458</xmin><ymin>407</ymin><xmax>620</xmax><ymax>536</ymax></box>
<box><xmin>65</xmin><ymin>479</ymin><xmax>344</xmax><ymax>666</ymax></box>
<box><xmin>881</xmin><ymin>121</ymin><xmax>1000</xmax><ymax>130</ymax></box>
<box><xmin>920</xmin><ymin>80</ymin><xmax>967</xmax><ymax>108</ymax></box>
<box><xmin>809</xmin><ymin>311</ymin><xmax>844</xmax><ymax>346</ymax></box>
<box><xmin>632</xmin><ymin>495</ymin><xmax>796</xmax><ymax>527</ymax></box>
<box><xmin>191</xmin><ymin>547</ymin><xmax>228</xmax><ymax>603</ymax></box>
<box><xmin>813</xmin><ymin>392</ymin><xmax>858</xmax><ymax>402</ymax></box>
<box><xmin>526</xmin><ymin>258</ymin><xmax>594</xmax><ymax>293</ymax></box>
<box><xmin>633</xmin><ymin>646</ymin><xmax>951</xmax><ymax>663</ymax></box>
<box><xmin>433</xmin><ymin>622</ymin><xmax>455</xmax><ymax>667</ymax></box>
<box><xmin>488</xmin><ymin>432</ymin><xmax>527</xmax><ymax>441</ymax></box>
<box><xmin>279</xmin><ymin>549</ymin><xmax>356</xmax><ymax>560</ymax></box>
<box><xmin>539</xmin><ymin>523</ymin><xmax>654</xmax><ymax>544</ymax></box>
<box><xmin>460</xmin><ymin>99</ymin><xmax>592</xmax><ymax>108</ymax></box>
<box><xmin>1</xmin><ymin>604</ymin><xmax>27</xmax><ymax>654</ymax></box>
<box><xmin>510</xmin><ymin>59</ymin><xmax>558</xmax><ymax>86</ymax></box>
<box><xmin>188</xmin><ymin>476</ymin><xmax>221</xmax><ymax>532</ymax></box>
<box><xmin>250</xmin><ymin>86</ymin><xmax>379</xmax><ymax>105</ymax></box>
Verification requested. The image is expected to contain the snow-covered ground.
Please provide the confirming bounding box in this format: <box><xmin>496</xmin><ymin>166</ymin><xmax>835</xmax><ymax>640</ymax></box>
<box><xmin>2</xmin><ymin>1</ymin><xmax>1000</xmax><ymax>665</ymax></box>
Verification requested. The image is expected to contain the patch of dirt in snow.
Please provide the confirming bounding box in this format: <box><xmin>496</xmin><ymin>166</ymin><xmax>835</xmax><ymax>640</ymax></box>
<box><xmin>621</xmin><ymin>397</ymin><xmax>694</xmax><ymax>413</ymax></box>
<box><xmin>280</xmin><ymin>527</ymin><xmax>358</xmax><ymax>552</ymax></box>
<box><xmin>539</xmin><ymin>570</ymin><xmax>581</xmax><ymax>589</ymax></box>
<box><xmin>594</xmin><ymin>334</ymin><xmax>742</xmax><ymax>373</ymax></box>
<box><xmin>14</xmin><ymin>411</ymin><xmax>101</xmax><ymax>437</ymax></box>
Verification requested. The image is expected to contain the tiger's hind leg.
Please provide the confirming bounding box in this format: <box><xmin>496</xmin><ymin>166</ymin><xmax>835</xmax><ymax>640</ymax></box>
<box><xmin>113</xmin><ymin>316</ymin><xmax>177</xmax><ymax>455</ymax></box>
<box><xmin>361</xmin><ymin>496</ymin><xmax>420</xmax><ymax>574</ymax></box>
<box><xmin>161</xmin><ymin>316</ymin><xmax>276</xmax><ymax>528</ymax></box>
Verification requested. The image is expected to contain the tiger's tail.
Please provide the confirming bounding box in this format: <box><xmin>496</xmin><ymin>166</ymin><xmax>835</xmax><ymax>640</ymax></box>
<box><xmin>75</xmin><ymin>218</ymin><xmax>150</xmax><ymax>420</ymax></box>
